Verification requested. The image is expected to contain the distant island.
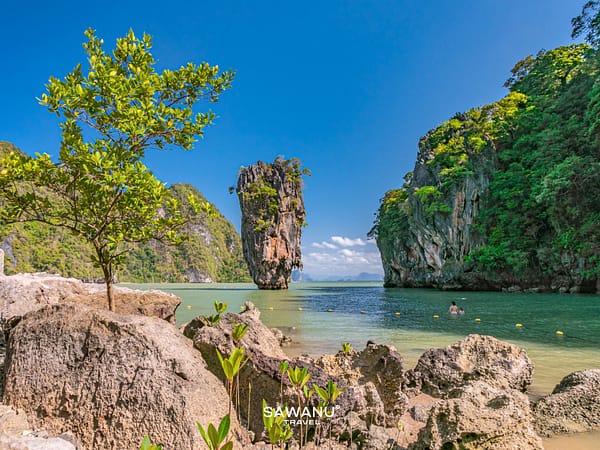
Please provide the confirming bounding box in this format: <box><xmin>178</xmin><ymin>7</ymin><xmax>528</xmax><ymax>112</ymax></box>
<box><xmin>292</xmin><ymin>269</ymin><xmax>383</xmax><ymax>282</ymax></box>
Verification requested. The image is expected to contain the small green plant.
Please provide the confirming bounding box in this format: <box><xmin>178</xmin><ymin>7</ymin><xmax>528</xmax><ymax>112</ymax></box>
<box><xmin>314</xmin><ymin>380</ymin><xmax>345</xmax><ymax>405</ymax></box>
<box><xmin>232</xmin><ymin>322</ymin><xmax>249</xmax><ymax>345</ymax></box>
<box><xmin>341</xmin><ymin>342</ymin><xmax>352</xmax><ymax>354</ymax></box>
<box><xmin>278</xmin><ymin>360</ymin><xmax>289</xmax><ymax>404</ymax></box>
<box><xmin>287</xmin><ymin>366</ymin><xmax>312</xmax><ymax>446</ymax></box>
<box><xmin>197</xmin><ymin>415</ymin><xmax>233</xmax><ymax>450</ymax></box>
<box><xmin>313</xmin><ymin>380</ymin><xmax>345</xmax><ymax>444</ymax></box>
<box><xmin>139</xmin><ymin>436</ymin><xmax>163</xmax><ymax>450</ymax></box>
<box><xmin>205</xmin><ymin>300</ymin><xmax>228</xmax><ymax>326</ymax></box>
<box><xmin>262</xmin><ymin>399</ymin><xmax>293</xmax><ymax>450</ymax></box>
<box><xmin>217</xmin><ymin>346</ymin><xmax>248</xmax><ymax>418</ymax></box>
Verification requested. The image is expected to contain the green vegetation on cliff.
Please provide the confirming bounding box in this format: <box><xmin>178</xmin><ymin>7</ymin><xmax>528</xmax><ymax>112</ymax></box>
<box><xmin>372</xmin><ymin>4</ymin><xmax>600</xmax><ymax>289</ymax></box>
<box><xmin>1</xmin><ymin>143</ymin><xmax>248</xmax><ymax>283</ymax></box>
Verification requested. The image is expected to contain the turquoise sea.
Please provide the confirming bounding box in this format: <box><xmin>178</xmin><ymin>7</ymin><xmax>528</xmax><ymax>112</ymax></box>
<box><xmin>122</xmin><ymin>281</ymin><xmax>600</xmax><ymax>448</ymax></box>
<box><xmin>122</xmin><ymin>281</ymin><xmax>600</xmax><ymax>396</ymax></box>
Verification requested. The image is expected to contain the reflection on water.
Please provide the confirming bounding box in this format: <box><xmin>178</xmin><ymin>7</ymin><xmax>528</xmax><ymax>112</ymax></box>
<box><xmin>123</xmin><ymin>282</ymin><xmax>600</xmax><ymax>395</ymax></box>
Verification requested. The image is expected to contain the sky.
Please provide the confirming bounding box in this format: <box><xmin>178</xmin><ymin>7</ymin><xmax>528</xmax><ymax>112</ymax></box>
<box><xmin>0</xmin><ymin>1</ymin><xmax>584</xmax><ymax>278</ymax></box>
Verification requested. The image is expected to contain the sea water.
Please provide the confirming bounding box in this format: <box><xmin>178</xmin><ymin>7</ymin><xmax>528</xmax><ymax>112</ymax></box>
<box><xmin>123</xmin><ymin>281</ymin><xmax>600</xmax><ymax>448</ymax></box>
<box><xmin>123</xmin><ymin>281</ymin><xmax>600</xmax><ymax>394</ymax></box>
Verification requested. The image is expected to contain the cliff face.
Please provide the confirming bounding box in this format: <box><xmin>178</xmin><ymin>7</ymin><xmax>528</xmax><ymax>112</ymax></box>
<box><xmin>237</xmin><ymin>158</ymin><xmax>307</xmax><ymax>289</ymax></box>
<box><xmin>374</xmin><ymin>43</ymin><xmax>600</xmax><ymax>293</ymax></box>
<box><xmin>377</xmin><ymin>129</ymin><xmax>496</xmax><ymax>290</ymax></box>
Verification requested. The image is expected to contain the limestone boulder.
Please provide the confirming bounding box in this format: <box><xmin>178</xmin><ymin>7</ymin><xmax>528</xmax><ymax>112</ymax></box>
<box><xmin>183</xmin><ymin>303</ymin><xmax>369</xmax><ymax>441</ymax></box>
<box><xmin>533</xmin><ymin>369</ymin><xmax>600</xmax><ymax>436</ymax></box>
<box><xmin>3</xmin><ymin>303</ymin><xmax>246</xmax><ymax>450</ymax></box>
<box><xmin>0</xmin><ymin>273</ymin><xmax>180</xmax><ymax>328</ymax></box>
<box><xmin>406</xmin><ymin>334</ymin><xmax>533</xmax><ymax>397</ymax></box>
<box><xmin>315</xmin><ymin>342</ymin><xmax>408</xmax><ymax>426</ymax></box>
<box><xmin>410</xmin><ymin>381</ymin><xmax>543</xmax><ymax>450</ymax></box>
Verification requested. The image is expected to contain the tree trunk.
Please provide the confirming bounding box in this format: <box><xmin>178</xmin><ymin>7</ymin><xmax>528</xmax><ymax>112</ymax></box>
<box><xmin>95</xmin><ymin>245</ymin><xmax>115</xmax><ymax>311</ymax></box>
<box><xmin>106</xmin><ymin>279</ymin><xmax>115</xmax><ymax>312</ymax></box>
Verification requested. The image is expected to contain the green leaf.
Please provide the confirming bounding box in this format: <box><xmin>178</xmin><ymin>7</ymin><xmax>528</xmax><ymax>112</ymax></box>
<box><xmin>217</xmin><ymin>414</ymin><xmax>230</xmax><ymax>443</ymax></box>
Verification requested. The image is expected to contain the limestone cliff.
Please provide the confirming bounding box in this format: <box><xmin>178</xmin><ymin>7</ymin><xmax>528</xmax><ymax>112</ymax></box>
<box><xmin>373</xmin><ymin>42</ymin><xmax>600</xmax><ymax>293</ymax></box>
<box><xmin>236</xmin><ymin>157</ymin><xmax>307</xmax><ymax>289</ymax></box>
<box><xmin>374</xmin><ymin>123</ymin><xmax>497</xmax><ymax>290</ymax></box>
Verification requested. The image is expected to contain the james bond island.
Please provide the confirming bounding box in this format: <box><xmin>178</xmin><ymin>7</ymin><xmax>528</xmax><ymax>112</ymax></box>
<box><xmin>236</xmin><ymin>157</ymin><xmax>308</xmax><ymax>289</ymax></box>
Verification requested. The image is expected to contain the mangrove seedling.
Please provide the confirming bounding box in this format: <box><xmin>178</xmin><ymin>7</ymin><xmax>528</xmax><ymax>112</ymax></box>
<box><xmin>262</xmin><ymin>399</ymin><xmax>293</xmax><ymax>450</ymax></box>
<box><xmin>217</xmin><ymin>346</ymin><xmax>248</xmax><ymax>417</ymax></box>
<box><xmin>313</xmin><ymin>380</ymin><xmax>345</xmax><ymax>405</ymax></box>
<box><xmin>278</xmin><ymin>360</ymin><xmax>289</xmax><ymax>404</ymax></box>
<box><xmin>287</xmin><ymin>366</ymin><xmax>312</xmax><ymax>446</ymax></box>
<box><xmin>205</xmin><ymin>300</ymin><xmax>228</xmax><ymax>326</ymax></box>
<box><xmin>197</xmin><ymin>415</ymin><xmax>233</xmax><ymax>450</ymax></box>
<box><xmin>232</xmin><ymin>322</ymin><xmax>249</xmax><ymax>345</ymax></box>
<box><xmin>139</xmin><ymin>436</ymin><xmax>163</xmax><ymax>450</ymax></box>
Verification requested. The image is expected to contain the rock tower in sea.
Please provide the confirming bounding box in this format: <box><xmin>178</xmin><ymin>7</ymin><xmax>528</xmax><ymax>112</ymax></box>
<box><xmin>236</xmin><ymin>157</ymin><xmax>307</xmax><ymax>289</ymax></box>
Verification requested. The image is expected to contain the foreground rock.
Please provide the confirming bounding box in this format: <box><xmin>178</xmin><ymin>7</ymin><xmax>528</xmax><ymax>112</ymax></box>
<box><xmin>236</xmin><ymin>158</ymin><xmax>306</xmax><ymax>289</ymax></box>
<box><xmin>406</xmin><ymin>334</ymin><xmax>533</xmax><ymax>397</ymax></box>
<box><xmin>410</xmin><ymin>381</ymin><xmax>543</xmax><ymax>450</ymax></box>
<box><xmin>0</xmin><ymin>404</ymin><xmax>77</xmax><ymax>450</ymax></box>
<box><xmin>533</xmin><ymin>369</ymin><xmax>600</xmax><ymax>436</ymax></box>
<box><xmin>315</xmin><ymin>342</ymin><xmax>408</xmax><ymax>427</ymax></box>
<box><xmin>0</xmin><ymin>273</ymin><xmax>180</xmax><ymax>327</ymax></box>
<box><xmin>184</xmin><ymin>303</ymin><xmax>401</xmax><ymax>442</ymax></box>
<box><xmin>3</xmin><ymin>303</ymin><xmax>246</xmax><ymax>450</ymax></box>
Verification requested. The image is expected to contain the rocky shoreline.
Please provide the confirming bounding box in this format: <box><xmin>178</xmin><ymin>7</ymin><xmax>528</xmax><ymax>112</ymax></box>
<box><xmin>0</xmin><ymin>272</ymin><xmax>598</xmax><ymax>449</ymax></box>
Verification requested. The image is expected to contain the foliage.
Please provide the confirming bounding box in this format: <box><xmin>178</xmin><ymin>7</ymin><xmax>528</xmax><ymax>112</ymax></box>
<box><xmin>262</xmin><ymin>399</ymin><xmax>293</xmax><ymax>449</ymax></box>
<box><xmin>0</xmin><ymin>29</ymin><xmax>234</xmax><ymax>310</ymax></box>
<box><xmin>197</xmin><ymin>415</ymin><xmax>233</xmax><ymax>450</ymax></box>
<box><xmin>216</xmin><ymin>346</ymin><xmax>248</xmax><ymax>418</ymax></box>
<box><xmin>237</xmin><ymin>156</ymin><xmax>309</xmax><ymax>233</ymax></box>
<box><xmin>313</xmin><ymin>380</ymin><xmax>345</xmax><ymax>405</ymax></box>
<box><xmin>341</xmin><ymin>342</ymin><xmax>352</xmax><ymax>354</ymax></box>
<box><xmin>0</xmin><ymin>178</ymin><xmax>249</xmax><ymax>283</ymax></box>
<box><xmin>232</xmin><ymin>322</ymin><xmax>249</xmax><ymax>345</ymax></box>
<box><xmin>572</xmin><ymin>1</ymin><xmax>600</xmax><ymax>47</ymax></box>
<box><xmin>372</xmin><ymin>11</ymin><xmax>600</xmax><ymax>284</ymax></box>
<box><xmin>204</xmin><ymin>300</ymin><xmax>228</xmax><ymax>326</ymax></box>
<box><xmin>139</xmin><ymin>436</ymin><xmax>163</xmax><ymax>450</ymax></box>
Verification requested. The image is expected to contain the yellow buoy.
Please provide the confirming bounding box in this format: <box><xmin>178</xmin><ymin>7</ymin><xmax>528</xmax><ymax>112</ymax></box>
<box><xmin>556</xmin><ymin>330</ymin><xmax>564</xmax><ymax>335</ymax></box>
<box><xmin>433</xmin><ymin>314</ymin><xmax>439</xmax><ymax>319</ymax></box>
<box><xmin>516</xmin><ymin>323</ymin><xmax>523</xmax><ymax>328</ymax></box>
<box><xmin>297</xmin><ymin>307</ymin><xmax>303</xmax><ymax>311</ymax></box>
<box><xmin>268</xmin><ymin>306</ymin><xmax>274</xmax><ymax>311</ymax></box>
<box><xmin>360</xmin><ymin>310</ymin><xmax>366</xmax><ymax>314</ymax></box>
<box><xmin>475</xmin><ymin>318</ymin><xmax>481</xmax><ymax>322</ymax></box>
<box><xmin>239</xmin><ymin>305</ymin><xmax>245</xmax><ymax>310</ymax></box>
<box><xmin>186</xmin><ymin>305</ymin><xmax>192</xmax><ymax>309</ymax></box>
<box><xmin>394</xmin><ymin>312</ymin><xmax>401</xmax><ymax>316</ymax></box>
<box><xmin>327</xmin><ymin>308</ymin><xmax>333</xmax><ymax>312</ymax></box>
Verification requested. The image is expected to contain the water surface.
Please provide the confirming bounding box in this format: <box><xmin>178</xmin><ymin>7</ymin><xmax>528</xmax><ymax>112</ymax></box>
<box><xmin>123</xmin><ymin>281</ymin><xmax>600</xmax><ymax>395</ymax></box>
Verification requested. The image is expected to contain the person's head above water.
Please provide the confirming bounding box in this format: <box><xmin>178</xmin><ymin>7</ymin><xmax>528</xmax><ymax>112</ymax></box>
<box><xmin>451</xmin><ymin>301</ymin><xmax>456</xmax><ymax>306</ymax></box>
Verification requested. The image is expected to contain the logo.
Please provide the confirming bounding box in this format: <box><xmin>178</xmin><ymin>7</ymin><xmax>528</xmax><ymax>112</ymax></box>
<box><xmin>263</xmin><ymin>405</ymin><xmax>338</xmax><ymax>426</ymax></box>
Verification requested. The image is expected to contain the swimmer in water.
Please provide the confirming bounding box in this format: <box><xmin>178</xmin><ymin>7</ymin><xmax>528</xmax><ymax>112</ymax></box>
<box><xmin>449</xmin><ymin>301</ymin><xmax>459</xmax><ymax>314</ymax></box>
<box><xmin>458</xmin><ymin>307</ymin><xmax>465</xmax><ymax>315</ymax></box>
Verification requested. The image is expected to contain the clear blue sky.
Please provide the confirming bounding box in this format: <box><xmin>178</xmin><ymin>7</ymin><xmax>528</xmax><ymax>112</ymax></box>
<box><xmin>0</xmin><ymin>1</ymin><xmax>583</xmax><ymax>278</ymax></box>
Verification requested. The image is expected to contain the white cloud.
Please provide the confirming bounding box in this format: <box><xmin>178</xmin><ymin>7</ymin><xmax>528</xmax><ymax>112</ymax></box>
<box><xmin>311</xmin><ymin>241</ymin><xmax>338</xmax><ymax>250</ymax></box>
<box><xmin>302</xmin><ymin>238</ymin><xmax>383</xmax><ymax>279</ymax></box>
<box><xmin>331</xmin><ymin>236</ymin><xmax>366</xmax><ymax>247</ymax></box>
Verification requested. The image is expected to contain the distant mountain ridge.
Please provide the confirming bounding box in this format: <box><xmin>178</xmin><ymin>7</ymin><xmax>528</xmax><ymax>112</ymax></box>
<box><xmin>0</xmin><ymin>141</ymin><xmax>250</xmax><ymax>283</ymax></box>
<box><xmin>291</xmin><ymin>269</ymin><xmax>383</xmax><ymax>282</ymax></box>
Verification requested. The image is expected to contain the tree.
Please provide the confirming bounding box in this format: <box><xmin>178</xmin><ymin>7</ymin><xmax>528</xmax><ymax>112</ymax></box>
<box><xmin>572</xmin><ymin>0</ymin><xmax>600</xmax><ymax>47</ymax></box>
<box><xmin>0</xmin><ymin>29</ymin><xmax>234</xmax><ymax>311</ymax></box>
